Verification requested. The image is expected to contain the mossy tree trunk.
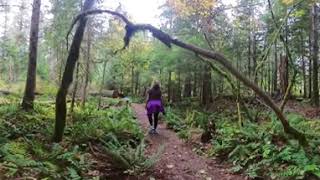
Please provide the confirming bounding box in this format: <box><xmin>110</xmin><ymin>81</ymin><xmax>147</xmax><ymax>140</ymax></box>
<box><xmin>53</xmin><ymin>0</ymin><xmax>95</xmax><ymax>142</ymax></box>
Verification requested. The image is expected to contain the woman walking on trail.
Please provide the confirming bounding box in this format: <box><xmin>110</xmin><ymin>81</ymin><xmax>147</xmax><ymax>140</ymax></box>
<box><xmin>145</xmin><ymin>81</ymin><xmax>165</xmax><ymax>134</ymax></box>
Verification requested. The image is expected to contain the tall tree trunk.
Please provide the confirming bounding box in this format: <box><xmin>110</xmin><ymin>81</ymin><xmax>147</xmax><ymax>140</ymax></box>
<box><xmin>98</xmin><ymin>60</ymin><xmax>107</xmax><ymax>108</ymax></box>
<box><xmin>53</xmin><ymin>0</ymin><xmax>94</xmax><ymax>142</ymax></box>
<box><xmin>177</xmin><ymin>71</ymin><xmax>181</xmax><ymax>101</ymax></box>
<box><xmin>71</xmin><ymin>62</ymin><xmax>80</xmax><ymax>112</ymax></box>
<box><xmin>302</xmin><ymin>56</ymin><xmax>307</xmax><ymax>98</ymax></box>
<box><xmin>8</xmin><ymin>61</ymin><xmax>14</xmax><ymax>82</ymax></box>
<box><xmin>253</xmin><ymin>32</ymin><xmax>258</xmax><ymax>83</ymax></box>
<box><xmin>301</xmin><ymin>33</ymin><xmax>307</xmax><ymax>98</ymax></box>
<box><xmin>183</xmin><ymin>74</ymin><xmax>192</xmax><ymax>97</ymax></box>
<box><xmin>279</xmin><ymin>55</ymin><xmax>289</xmax><ymax>98</ymax></box>
<box><xmin>135</xmin><ymin>71</ymin><xmax>140</xmax><ymax>95</ymax></box>
<box><xmin>309</xmin><ymin>33</ymin><xmax>312</xmax><ymax>99</ymax></box>
<box><xmin>202</xmin><ymin>64</ymin><xmax>212</xmax><ymax>106</ymax></box>
<box><xmin>168</xmin><ymin>71</ymin><xmax>172</xmax><ymax>102</ymax></box>
<box><xmin>311</xmin><ymin>4</ymin><xmax>319</xmax><ymax>106</ymax></box>
<box><xmin>82</xmin><ymin>25</ymin><xmax>92</xmax><ymax>107</ymax></box>
<box><xmin>21</xmin><ymin>0</ymin><xmax>41</xmax><ymax>110</ymax></box>
<box><xmin>248</xmin><ymin>33</ymin><xmax>251</xmax><ymax>78</ymax></box>
<box><xmin>273</xmin><ymin>41</ymin><xmax>278</xmax><ymax>92</ymax></box>
<box><xmin>131</xmin><ymin>64</ymin><xmax>134</xmax><ymax>95</ymax></box>
<box><xmin>268</xmin><ymin>60</ymin><xmax>272</xmax><ymax>93</ymax></box>
<box><xmin>193</xmin><ymin>71</ymin><xmax>197</xmax><ymax>97</ymax></box>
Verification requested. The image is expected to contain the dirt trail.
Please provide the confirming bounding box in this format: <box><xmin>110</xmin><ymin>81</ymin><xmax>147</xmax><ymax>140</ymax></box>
<box><xmin>132</xmin><ymin>104</ymin><xmax>244</xmax><ymax>180</ymax></box>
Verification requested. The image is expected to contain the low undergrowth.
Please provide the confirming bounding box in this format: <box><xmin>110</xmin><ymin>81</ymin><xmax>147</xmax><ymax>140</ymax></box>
<box><xmin>0</xmin><ymin>96</ymin><xmax>158</xmax><ymax>179</ymax></box>
<box><xmin>165</xmin><ymin>105</ymin><xmax>320</xmax><ymax>179</ymax></box>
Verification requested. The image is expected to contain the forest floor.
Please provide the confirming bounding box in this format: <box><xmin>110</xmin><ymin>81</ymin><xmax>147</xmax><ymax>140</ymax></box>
<box><xmin>132</xmin><ymin>104</ymin><xmax>244</xmax><ymax>180</ymax></box>
<box><xmin>285</xmin><ymin>100</ymin><xmax>320</xmax><ymax>119</ymax></box>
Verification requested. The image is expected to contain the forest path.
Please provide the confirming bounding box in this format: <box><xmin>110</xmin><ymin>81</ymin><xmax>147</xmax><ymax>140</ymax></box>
<box><xmin>132</xmin><ymin>104</ymin><xmax>244</xmax><ymax>180</ymax></box>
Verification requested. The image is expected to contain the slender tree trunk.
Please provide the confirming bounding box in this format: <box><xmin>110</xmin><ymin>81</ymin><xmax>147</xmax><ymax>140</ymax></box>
<box><xmin>184</xmin><ymin>74</ymin><xmax>192</xmax><ymax>97</ymax></box>
<box><xmin>8</xmin><ymin>61</ymin><xmax>14</xmax><ymax>82</ymax></box>
<box><xmin>202</xmin><ymin>64</ymin><xmax>212</xmax><ymax>106</ymax></box>
<box><xmin>302</xmin><ymin>56</ymin><xmax>306</xmax><ymax>98</ymax></box>
<box><xmin>273</xmin><ymin>41</ymin><xmax>278</xmax><ymax>92</ymax></box>
<box><xmin>301</xmin><ymin>33</ymin><xmax>307</xmax><ymax>98</ymax></box>
<box><xmin>177</xmin><ymin>71</ymin><xmax>181</xmax><ymax>101</ymax></box>
<box><xmin>53</xmin><ymin>0</ymin><xmax>94</xmax><ymax>142</ymax></box>
<box><xmin>168</xmin><ymin>71</ymin><xmax>172</xmax><ymax>102</ymax></box>
<box><xmin>135</xmin><ymin>71</ymin><xmax>140</xmax><ymax>96</ymax></box>
<box><xmin>311</xmin><ymin>4</ymin><xmax>319</xmax><ymax>106</ymax></box>
<box><xmin>248</xmin><ymin>33</ymin><xmax>251</xmax><ymax>78</ymax></box>
<box><xmin>309</xmin><ymin>32</ymin><xmax>312</xmax><ymax>99</ymax></box>
<box><xmin>279</xmin><ymin>55</ymin><xmax>289</xmax><ymax>98</ymax></box>
<box><xmin>98</xmin><ymin>60</ymin><xmax>107</xmax><ymax>108</ymax></box>
<box><xmin>21</xmin><ymin>0</ymin><xmax>41</xmax><ymax>110</ymax></box>
<box><xmin>57</xmin><ymin>47</ymin><xmax>62</xmax><ymax>84</ymax></box>
<box><xmin>193</xmin><ymin>71</ymin><xmax>197</xmax><ymax>97</ymax></box>
<box><xmin>71</xmin><ymin>62</ymin><xmax>80</xmax><ymax>112</ymax></box>
<box><xmin>268</xmin><ymin>64</ymin><xmax>271</xmax><ymax>92</ymax></box>
<box><xmin>131</xmin><ymin>64</ymin><xmax>134</xmax><ymax>95</ymax></box>
<box><xmin>82</xmin><ymin>25</ymin><xmax>92</xmax><ymax>107</ymax></box>
<box><xmin>253</xmin><ymin>32</ymin><xmax>258</xmax><ymax>83</ymax></box>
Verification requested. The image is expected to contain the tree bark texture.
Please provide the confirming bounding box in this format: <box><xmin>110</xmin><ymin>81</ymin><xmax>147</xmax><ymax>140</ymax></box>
<box><xmin>22</xmin><ymin>0</ymin><xmax>41</xmax><ymax>110</ymax></box>
<box><xmin>53</xmin><ymin>0</ymin><xmax>94</xmax><ymax>142</ymax></box>
<box><xmin>311</xmin><ymin>4</ymin><xmax>319</xmax><ymax>106</ymax></box>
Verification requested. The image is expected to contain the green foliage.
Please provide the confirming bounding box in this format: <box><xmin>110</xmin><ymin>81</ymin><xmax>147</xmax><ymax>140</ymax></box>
<box><xmin>0</xmin><ymin>97</ymin><xmax>151</xmax><ymax>179</ymax></box>
<box><xmin>69</xmin><ymin>102</ymin><xmax>143</xmax><ymax>143</ymax></box>
<box><xmin>164</xmin><ymin>107</ymin><xmax>212</xmax><ymax>140</ymax></box>
<box><xmin>208</xmin><ymin>112</ymin><xmax>320</xmax><ymax>179</ymax></box>
<box><xmin>165</xmin><ymin>106</ymin><xmax>320</xmax><ymax>179</ymax></box>
<box><xmin>164</xmin><ymin>107</ymin><xmax>186</xmax><ymax>132</ymax></box>
<box><xmin>101</xmin><ymin>134</ymin><xmax>163</xmax><ymax>175</ymax></box>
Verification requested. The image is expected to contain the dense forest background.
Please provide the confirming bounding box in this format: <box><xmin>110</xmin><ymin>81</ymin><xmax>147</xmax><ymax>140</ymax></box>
<box><xmin>0</xmin><ymin>0</ymin><xmax>319</xmax><ymax>106</ymax></box>
<box><xmin>1</xmin><ymin>0</ymin><xmax>320</xmax><ymax>179</ymax></box>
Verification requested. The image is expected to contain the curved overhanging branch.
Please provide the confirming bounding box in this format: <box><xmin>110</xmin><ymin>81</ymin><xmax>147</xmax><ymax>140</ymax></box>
<box><xmin>68</xmin><ymin>9</ymin><xmax>308</xmax><ymax>146</ymax></box>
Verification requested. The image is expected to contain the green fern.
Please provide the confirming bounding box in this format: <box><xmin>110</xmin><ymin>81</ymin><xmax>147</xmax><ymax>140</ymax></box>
<box><xmin>101</xmin><ymin>135</ymin><xmax>162</xmax><ymax>174</ymax></box>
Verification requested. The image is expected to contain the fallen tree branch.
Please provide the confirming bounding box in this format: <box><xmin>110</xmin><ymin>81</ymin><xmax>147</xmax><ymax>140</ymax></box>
<box><xmin>197</xmin><ymin>55</ymin><xmax>254</xmax><ymax>122</ymax></box>
<box><xmin>67</xmin><ymin>8</ymin><xmax>308</xmax><ymax>146</ymax></box>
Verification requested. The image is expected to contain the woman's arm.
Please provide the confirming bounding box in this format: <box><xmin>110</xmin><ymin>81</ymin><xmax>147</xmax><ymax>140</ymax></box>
<box><xmin>160</xmin><ymin>92</ymin><xmax>164</xmax><ymax>105</ymax></box>
<box><xmin>145</xmin><ymin>90</ymin><xmax>149</xmax><ymax>109</ymax></box>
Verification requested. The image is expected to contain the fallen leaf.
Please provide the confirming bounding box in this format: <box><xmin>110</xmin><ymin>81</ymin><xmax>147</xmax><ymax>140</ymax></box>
<box><xmin>167</xmin><ymin>164</ymin><xmax>174</xmax><ymax>169</ymax></box>
<box><xmin>199</xmin><ymin>169</ymin><xmax>206</xmax><ymax>174</ymax></box>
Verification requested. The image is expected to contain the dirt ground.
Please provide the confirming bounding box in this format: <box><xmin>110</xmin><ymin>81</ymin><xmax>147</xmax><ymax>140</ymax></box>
<box><xmin>132</xmin><ymin>104</ymin><xmax>244</xmax><ymax>180</ymax></box>
<box><xmin>284</xmin><ymin>100</ymin><xmax>320</xmax><ymax>119</ymax></box>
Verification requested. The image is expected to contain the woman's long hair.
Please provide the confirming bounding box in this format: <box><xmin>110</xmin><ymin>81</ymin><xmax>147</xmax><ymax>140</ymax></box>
<box><xmin>149</xmin><ymin>81</ymin><xmax>161</xmax><ymax>99</ymax></box>
<box><xmin>152</xmin><ymin>81</ymin><xmax>160</xmax><ymax>90</ymax></box>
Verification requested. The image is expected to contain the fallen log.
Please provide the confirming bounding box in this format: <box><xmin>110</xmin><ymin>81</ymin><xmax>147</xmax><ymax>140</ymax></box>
<box><xmin>90</xmin><ymin>89</ymin><xmax>124</xmax><ymax>98</ymax></box>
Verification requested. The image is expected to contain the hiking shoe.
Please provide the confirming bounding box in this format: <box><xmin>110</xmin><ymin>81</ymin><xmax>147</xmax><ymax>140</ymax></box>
<box><xmin>148</xmin><ymin>128</ymin><xmax>154</xmax><ymax>134</ymax></box>
<box><xmin>152</xmin><ymin>129</ymin><xmax>158</xmax><ymax>134</ymax></box>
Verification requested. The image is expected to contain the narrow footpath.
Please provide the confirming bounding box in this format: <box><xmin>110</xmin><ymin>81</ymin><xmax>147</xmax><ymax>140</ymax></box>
<box><xmin>132</xmin><ymin>104</ymin><xmax>244</xmax><ymax>180</ymax></box>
